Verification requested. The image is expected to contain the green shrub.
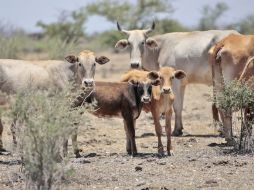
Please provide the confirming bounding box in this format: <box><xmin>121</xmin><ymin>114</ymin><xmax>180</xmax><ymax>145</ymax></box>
<box><xmin>10</xmin><ymin>89</ymin><xmax>89</xmax><ymax>190</ymax></box>
<box><xmin>215</xmin><ymin>78</ymin><xmax>254</xmax><ymax>152</ymax></box>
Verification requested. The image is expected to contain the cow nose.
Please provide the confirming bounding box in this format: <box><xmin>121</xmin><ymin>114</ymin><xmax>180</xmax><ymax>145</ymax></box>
<box><xmin>83</xmin><ymin>80</ymin><xmax>94</xmax><ymax>87</ymax></box>
<box><xmin>142</xmin><ymin>96</ymin><xmax>150</xmax><ymax>103</ymax></box>
<box><xmin>131</xmin><ymin>62</ymin><xmax>140</xmax><ymax>68</ymax></box>
<box><xmin>162</xmin><ymin>88</ymin><xmax>171</xmax><ymax>94</ymax></box>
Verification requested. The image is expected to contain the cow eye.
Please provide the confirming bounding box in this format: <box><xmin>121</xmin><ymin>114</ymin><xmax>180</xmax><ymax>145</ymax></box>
<box><xmin>170</xmin><ymin>76</ymin><xmax>174</xmax><ymax>80</ymax></box>
<box><xmin>138</xmin><ymin>86</ymin><xmax>144</xmax><ymax>94</ymax></box>
<box><xmin>78</xmin><ymin>63</ymin><xmax>82</xmax><ymax>67</ymax></box>
<box><xmin>148</xmin><ymin>86</ymin><xmax>152</xmax><ymax>93</ymax></box>
<box><xmin>141</xmin><ymin>41</ymin><xmax>145</xmax><ymax>45</ymax></box>
<box><xmin>93</xmin><ymin>62</ymin><xmax>96</xmax><ymax>66</ymax></box>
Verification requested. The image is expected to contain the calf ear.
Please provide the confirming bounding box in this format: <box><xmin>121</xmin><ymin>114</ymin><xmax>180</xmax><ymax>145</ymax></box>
<box><xmin>174</xmin><ymin>70</ymin><xmax>186</xmax><ymax>79</ymax></box>
<box><xmin>65</xmin><ymin>55</ymin><xmax>78</xmax><ymax>63</ymax></box>
<box><xmin>147</xmin><ymin>71</ymin><xmax>161</xmax><ymax>86</ymax></box>
<box><xmin>146</xmin><ymin>38</ymin><xmax>158</xmax><ymax>49</ymax></box>
<box><xmin>115</xmin><ymin>39</ymin><xmax>129</xmax><ymax>49</ymax></box>
<box><xmin>147</xmin><ymin>71</ymin><xmax>159</xmax><ymax>80</ymax></box>
<box><xmin>128</xmin><ymin>79</ymin><xmax>139</xmax><ymax>86</ymax></box>
<box><xmin>95</xmin><ymin>56</ymin><xmax>110</xmax><ymax>65</ymax></box>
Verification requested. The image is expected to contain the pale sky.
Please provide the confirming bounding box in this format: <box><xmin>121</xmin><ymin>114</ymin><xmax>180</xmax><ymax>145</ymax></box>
<box><xmin>0</xmin><ymin>0</ymin><xmax>253</xmax><ymax>34</ymax></box>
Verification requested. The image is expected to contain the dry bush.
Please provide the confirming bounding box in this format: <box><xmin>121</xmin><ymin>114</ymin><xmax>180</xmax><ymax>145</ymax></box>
<box><xmin>9</xmin><ymin>88</ymin><xmax>89</xmax><ymax>190</ymax></box>
<box><xmin>215</xmin><ymin>78</ymin><xmax>254</xmax><ymax>152</ymax></box>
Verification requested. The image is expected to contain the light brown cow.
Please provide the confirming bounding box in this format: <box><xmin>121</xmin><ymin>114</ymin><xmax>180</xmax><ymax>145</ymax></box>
<box><xmin>121</xmin><ymin>67</ymin><xmax>186</xmax><ymax>155</ymax></box>
<box><xmin>210</xmin><ymin>34</ymin><xmax>254</xmax><ymax>144</ymax></box>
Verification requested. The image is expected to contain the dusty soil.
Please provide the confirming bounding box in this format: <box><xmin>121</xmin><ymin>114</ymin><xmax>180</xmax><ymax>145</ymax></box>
<box><xmin>0</xmin><ymin>52</ymin><xmax>254</xmax><ymax>190</ymax></box>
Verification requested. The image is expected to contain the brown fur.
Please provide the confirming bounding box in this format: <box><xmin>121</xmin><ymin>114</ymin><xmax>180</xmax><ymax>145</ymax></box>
<box><xmin>210</xmin><ymin>34</ymin><xmax>254</xmax><ymax>143</ymax></box>
<box><xmin>69</xmin><ymin>81</ymin><xmax>154</xmax><ymax>157</ymax></box>
<box><xmin>121</xmin><ymin>67</ymin><xmax>186</xmax><ymax>155</ymax></box>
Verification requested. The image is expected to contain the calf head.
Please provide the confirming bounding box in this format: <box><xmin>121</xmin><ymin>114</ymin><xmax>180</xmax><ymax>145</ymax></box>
<box><xmin>65</xmin><ymin>50</ymin><xmax>110</xmax><ymax>88</ymax></box>
<box><xmin>115</xmin><ymin>21</ymin><xmax>158</xmax><ymax>69</ymax></box>
<box><xmin>128</xmin><ymin>77</ymin><xmax>159</xmax><ymax>104</ymax></box>
<box><xmin>147</xmin><ymin>67</ymin><xmax>186</xmax><ymax>96</ymax></box>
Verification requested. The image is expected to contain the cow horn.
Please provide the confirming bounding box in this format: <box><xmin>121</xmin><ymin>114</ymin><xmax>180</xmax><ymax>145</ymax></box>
<box><xmin>116</xmin><ymin>21</ymin><xmax>130</xmax><ymax>35</ymax></box>
<box><xmin>144</xmin><ymin>21</ymin><xmax>155</xmax><ymax>35</ymax></box>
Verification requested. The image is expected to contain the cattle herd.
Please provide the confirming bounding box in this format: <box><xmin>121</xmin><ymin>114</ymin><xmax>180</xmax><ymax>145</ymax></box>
<box><xmin>0</xmin><ymin>21</ymin><xmax>253</xmax><ymax>158</ymax></box>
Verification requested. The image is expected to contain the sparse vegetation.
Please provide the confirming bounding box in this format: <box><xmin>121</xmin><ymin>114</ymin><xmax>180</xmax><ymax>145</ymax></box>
<box><xmin>215</xmin><ymin>78</ymin><xmax>254</xmax><ymax>152</ymax></box>
<box><xmin>9</xmin><ymin>89</ymin><xmax>89</xmax><ymax>190</ymax></box>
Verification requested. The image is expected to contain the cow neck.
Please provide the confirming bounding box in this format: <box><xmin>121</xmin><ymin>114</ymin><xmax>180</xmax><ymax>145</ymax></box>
<box><xmin>142</xmin><ymin>45</ymin><xmax>160</xmax><ymax>71</ymax></box>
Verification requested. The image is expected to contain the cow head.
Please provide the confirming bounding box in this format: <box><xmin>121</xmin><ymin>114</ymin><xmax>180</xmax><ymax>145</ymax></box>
<box><xmin>147</xmin><ymin>67</ymin><xmax>186</xmax><ymax>95</ymax></box>
<box><xmin>65</xmin><ymin>50</ymin><xmax>110</xmax><ymax>88</ymax></box>
<box><xmin>115</xmin><ymin>21</ymin><xmax>158</xmax><ymax>69</ymax></box>
<box><xmin>128</xmin><ymin>76</ymin><xmax>159</xmax><ymax>104</ymax></box>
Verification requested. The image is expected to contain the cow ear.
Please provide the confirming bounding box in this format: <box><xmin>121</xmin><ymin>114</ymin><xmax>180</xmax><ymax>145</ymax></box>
<box><xmin>115</xmin><ymin>39</ymin><xmax>129</xmax><ymax>49</ymax></box>
<box><xmin>147</xmin><ymin>71</ymin><xmax>161</xmax><ymax>86</ymax></box>
<box><xmin>128</xmin><ymin>79</ymin><xmax>139</xmax><ymax>86</ymax></box>
<box><xmin>146</xmin><ymin>38</ymin><xmax>158</xmax><ymax>49</ymax></box>
<box><xmin>95</xmin><ymin>56</ymin><xmax>110</xmax><ymax>65</ymax></box>
<box><xmin>65</xmin><ymin>55</ymin><xmax>78</xmax><ymax>63</ymax></box>
<box><xmin>147</xmin><ymin>71</ymin><xmax>159</xmax><ymax>80</ymax></box>
<box><xmin>174</xmin><ymin>70</ymin><xmax>186</xmax><ymax>79</ymax></box>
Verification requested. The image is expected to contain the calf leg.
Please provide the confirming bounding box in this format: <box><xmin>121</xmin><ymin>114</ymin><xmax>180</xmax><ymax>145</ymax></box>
<box><xmin>123</xmin><ymin>120</ymin><xmax>131</xmax><ymax>155</ymax></box>
<box><xmin>165</xmin><ymin>108</ymin><xmax>173</xmax><ymax>156</ymax></box>
<box><xmin>172</xmin><ymin>80</ymin><xmax>186</xmax><ymax>136</ymax></box>
<box><xmin>123</xmin><ymin>116</ymin><xmax>137</xmax><ymax>156</ymax></box>
<box><xmin>150</xmin><ymin>104</ymin><xmax>164</xmax><ymax>155</ymax></box>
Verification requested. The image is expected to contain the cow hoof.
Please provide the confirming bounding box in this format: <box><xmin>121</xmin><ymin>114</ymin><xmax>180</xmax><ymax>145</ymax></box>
<box><xmin>167</xmin><ymin>151</ymin><xmax>174</xmax><ymax>156</ymax></box>
<box><xmin>172</xmin><ymin>130</ymin><xmax>183</xmax><ymax>136</ymax></box>
<box><xmin>226</xmin><ymin>138</ymin><xmax>236</xmax><ymax>146</ymax></box>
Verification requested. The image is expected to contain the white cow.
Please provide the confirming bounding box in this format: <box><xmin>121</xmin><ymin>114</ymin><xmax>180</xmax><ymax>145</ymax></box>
<box><xmin>115</xmin><ymin>22</ymin><xmax>239</xmax><ymax>136</ymax></box>
<box><xmin>0</xmin><ymin>50</ymin><xmax>110</xmax><ymax>152</ymax></box>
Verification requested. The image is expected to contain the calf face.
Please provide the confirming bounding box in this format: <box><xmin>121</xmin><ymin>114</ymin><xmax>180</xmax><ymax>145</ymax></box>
<box><xmin>148</xmin><ymin>67</ymin><xmax>186</xmax><ymax>96</ymax></box>
<box><xmin>65</xmin><ymin>50</ymin><xmax>110</xmax><ymax>88</ymax></box>
<box><xmin>129</xmin><ymin>79</ymin><xmax>153</xmax><ymax>103</ymax></box>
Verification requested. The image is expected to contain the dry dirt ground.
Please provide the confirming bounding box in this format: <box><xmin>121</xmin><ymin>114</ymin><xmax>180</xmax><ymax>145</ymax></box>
<box><xmin>0</xmin><ymin>52</ymin><xmax>254</xmax><ymax>190</ymax></box>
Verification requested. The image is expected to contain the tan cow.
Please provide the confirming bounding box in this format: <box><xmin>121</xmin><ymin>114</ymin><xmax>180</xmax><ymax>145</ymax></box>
<box><xmin>210</xmin><ymin>34</ymin><xmax>254</xmax><ymax>144</ymax></box>
<box><xmin>121</xmin><ymin>67</ymin><xmax>186</xmax><ymax>156</ymax></box>
<box><xmin>0</xmin><ymin>50</ymin><xmax>110</xmax><ymax>150</ymax></box>
<box><xmin>115</xmin><ymin>21</ymin><xmax>238</xmax><ymax>136</ymax></box>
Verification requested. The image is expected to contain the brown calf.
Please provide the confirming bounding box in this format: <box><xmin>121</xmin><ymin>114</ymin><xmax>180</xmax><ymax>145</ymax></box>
<box><xmin>210</xmin><ymin>34</ymin><xmax>254</xmax><ymax>144</ymax></box>
<box><xmin>121</xmin><ymin>67</ymin><xmax>186</xmax><ymax>156</ymax></box>
<box><xmin>69</xmin><ymin>79</ymin><xmax>157</xmax><ymax>157</ymax></box>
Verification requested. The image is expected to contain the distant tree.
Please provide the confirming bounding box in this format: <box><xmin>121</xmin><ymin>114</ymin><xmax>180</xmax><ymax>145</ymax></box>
<box><xmin>198</xmin><ymin>2</ymin><xmax>228</xmax><ymax>30</ymax></box>
<box><xmin>86</xmin><ymin>0</ymin><xmax>173</xmax><ymax>29</ymax></box>
<box><xmin>237</xmin><ymin>15</ymin><xmax>254</xmax><ymax>34</ymax></box>
<box><xmin>155</xmin><ymin>18</ymin><xmax>189</xmax><ymax>34</ymax></box>
<box><xmin>37</xmin><ymin>8</ymin><xmax>87</xmax><ymax>43</ymax></box>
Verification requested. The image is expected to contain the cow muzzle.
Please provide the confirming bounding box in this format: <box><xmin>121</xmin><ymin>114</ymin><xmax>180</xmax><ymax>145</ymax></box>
<box><xmin>130</xmin><ymin>62</ymin><xmax>140</xmax><ymax>69</ymax></box>
<box><xmin>83</xmin><ymin>79</ymin><xmax>94</xmax><ymax>88</ymax></box>
<box><xmin>162</xmin><ymin>87</ymin><xmax>171</xmax><ymax>94</ymax></box>
<box><xmin>141</xmin><ymin>96</ymin><xmax>151</xmax><ymax>103</ymax></box>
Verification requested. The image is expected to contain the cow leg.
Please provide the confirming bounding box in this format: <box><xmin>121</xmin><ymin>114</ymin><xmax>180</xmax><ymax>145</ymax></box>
<box><xmin>150</xmin><ymin>104</ymin><xmax>164</xmax><ymax>155</ymax></box>
<box><xmin>63</xmin><ymin>139</ymin><xmax>68</xmax><ymax>157</ymax></box>
<box><xmin>219</xmin><ymin>109</ymin><xmax>234</xmax><ymax>145</ymax></box>
<box><xmin>71</xmin><ymin>129</ymin><xmax>82</xmax><ymax>158</ymax></box>
<box><xmin>11</xmin><ymin>119</ymin><xmax>17</xmax><ymax>146</ymax></box>
<box><xmin>123</xmin><ymin>120</ymin><xmax>131</xmax><ymax>155</ymax></box>
<box><xmin>0</xmin><ymin>118</ymin><xmax>4</xmax><ymax>151</ymax></box>
<box><xmin>212</xmin><ymin>103</ymin><xmax>220</xmax><ymax>122</ymax></box>
<box><xmin>172</xmin><ymin>80</ymin><xmax>186</xmax><ymax>136</ymax></box>
<box><xmin>165</xmin><ymin>108</ymin><xmax>173</xmax><ymax>156</ymax></box>
<box><xmin>123</xmin><ymin>116</ymin><xmax>137</xmax><ymax>156</ymax></box>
